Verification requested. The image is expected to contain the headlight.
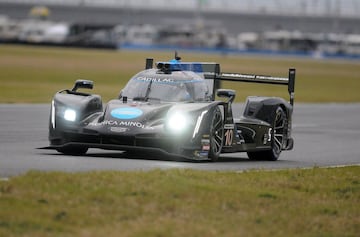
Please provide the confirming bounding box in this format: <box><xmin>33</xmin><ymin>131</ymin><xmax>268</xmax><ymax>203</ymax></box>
<box><xmin>64</xmin><ymin>109</ymin><xmax>77</xmax><ymax>122</ymax></box>
<box><xmin>166</xmin><ymin>112</ymin><xmax>188</xmax><ymax>133</ymax></box>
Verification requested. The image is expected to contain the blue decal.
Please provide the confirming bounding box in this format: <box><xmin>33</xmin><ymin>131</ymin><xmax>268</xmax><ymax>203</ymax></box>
<box><xmin>156</xmin><ymin>62</ymin><xmax>204</xmax><ymax>72</ymax></box>
<box><xmin>111</xmin><ymin>107</ymin><xmax>143</xmax><ymax>119</ymax></box>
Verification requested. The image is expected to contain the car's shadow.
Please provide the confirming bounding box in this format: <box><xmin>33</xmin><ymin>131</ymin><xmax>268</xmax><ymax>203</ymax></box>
<box><xmin>42</xmin><ymin>149</ymin><xmax>260</xmax><ymax>163</ymax></box>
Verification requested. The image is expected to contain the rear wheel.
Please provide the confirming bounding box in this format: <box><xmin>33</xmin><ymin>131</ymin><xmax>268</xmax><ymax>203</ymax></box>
<box><xmin>56</xmin><ymin>146</ymin><xmax>88</xmax><ymax>156</ymax></box>
<box><xmin>208</xmin><ymin>107</ymin><xmax>224</xmax><ymax>162</ymax></box>
<box><xmin>247</xmin><ymin>106</ymin><xmax>287</xmax><ymax>161</ymax></box>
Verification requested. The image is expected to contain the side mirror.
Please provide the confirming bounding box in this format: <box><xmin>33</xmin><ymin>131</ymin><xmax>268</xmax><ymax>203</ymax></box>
<box><xmin>217</xmin><ymin>89</ymin><xmax>236</xmax><ymax>103</ymax></box>
<box><xmin>72</xmin><ymin>79</ymin><xmax>93</xmax><ymax>92</ymax></box>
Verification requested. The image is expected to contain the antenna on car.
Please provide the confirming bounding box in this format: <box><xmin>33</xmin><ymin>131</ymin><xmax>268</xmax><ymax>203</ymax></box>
<box><xmin>174</xmin><ymin>51</ymin><xmax>181</xmax><ymax>61</ymax></box>
<box><xmin>145</xmin><ymin>58</ymin><xmax>153</xmax><ymax>69</ymax></box>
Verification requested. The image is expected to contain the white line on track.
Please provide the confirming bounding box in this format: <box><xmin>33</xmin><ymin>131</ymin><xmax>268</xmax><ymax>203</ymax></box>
<box><xmin>235</xmin><ymin>163</ymin><xmax>360</xmax><ymax>173</ymax></box>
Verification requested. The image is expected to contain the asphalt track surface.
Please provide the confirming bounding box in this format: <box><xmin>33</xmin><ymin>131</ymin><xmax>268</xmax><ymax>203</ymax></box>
<box><xmin>0</xmin><ymin>103</ymin><xmax>359</xmax><ymax>177</ymax></box>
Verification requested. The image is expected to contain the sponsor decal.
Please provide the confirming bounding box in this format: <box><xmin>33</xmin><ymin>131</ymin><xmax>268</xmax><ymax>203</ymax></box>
<box><xmin>221</xmin><ymin>73</ymin><xmax>287</xmax><ymax>82</ymax></box>
<box><xmin>201</xmin><ymin>139</ymin><xmax>210</xmax><ymax>151</ymax></box>
<box><xmin>224</xmin><ymin>124</ymin><xmax>235</xmax><ymax>129</ymax></box>
<box><xmin>194</xmin><ymin>151</ymin><xmax>209</xmax><ymax>158</ymax></box>
<box><xmin>136</xmin><ymin>76</ymin><xmax>174</xmax><ymax>83</ymax></box>
<box><xmin>111</xmin><ymin>107</ymin><xmax>143</xmax><ymax>119</ymax></box>
<box><xmin>136</xmin><ymin>76</ymin><xmax>202</xmax><ymax>84</ymax></box>
<box><xmin>88</xmin><ymin>120</ymin><xmax>145</xmax><ymax>128</ymax></box>
<box><xmin>110</xmin><ymin>127</ymin><xmax>128</xmax><ymax>133</ymax></box>
<box><xmin>202</xmin><ymin>145</ymin><xmax>210</xmax><ymax>151</ymax></box>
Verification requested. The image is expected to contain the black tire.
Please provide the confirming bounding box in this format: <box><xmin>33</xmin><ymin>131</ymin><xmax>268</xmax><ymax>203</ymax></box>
<box><xmin>247</xmin><ymin>106</ymin><xmax>287</xmax><ymax>161</ymax></box>
<box><xmin>56</xmin><ymin>146</ymin><xmax>88</xmax><ymax>156</ymax></box>
<box><xmin>208</xmin><ymin>107</ymin><xmax>224</xmax><ymax>161</ymax></box>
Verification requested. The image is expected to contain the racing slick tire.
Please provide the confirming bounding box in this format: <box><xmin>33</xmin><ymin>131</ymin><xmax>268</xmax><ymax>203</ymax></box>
<box><xmin>56</xmin><ymin>146</ymin><xmax>88</xmax><ymax>156</ymax></box>
<box><xmin>247</xmin><ymin>106</ymin><xmax>287</xmax><ymax>161</ymax></box>
<box><xmin>208</xmin><ymin>107</ymin><xmax>224</xmax><ymax>162</ymax></box>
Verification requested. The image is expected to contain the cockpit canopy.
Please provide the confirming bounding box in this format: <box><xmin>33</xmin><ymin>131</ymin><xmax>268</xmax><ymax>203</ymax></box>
<box><xmin>120</xmin><ymin>69</ymin><xmax>210</xmax><ymax>102</ymax></box>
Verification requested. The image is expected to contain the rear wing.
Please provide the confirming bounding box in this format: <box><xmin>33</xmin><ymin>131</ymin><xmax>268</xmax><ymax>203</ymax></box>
<box><xmin>218</xmin><ymin>69</ymin><xmax>296</xmax><ymax>106</ymax></box>
<box><xmin>145</xmin><ymin>59</ymin><xmax>296</xmax><ymax>106</ymax></box>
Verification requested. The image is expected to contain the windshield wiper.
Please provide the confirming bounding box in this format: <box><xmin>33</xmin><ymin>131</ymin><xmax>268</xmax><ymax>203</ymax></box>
<box><xmin>144</xmin><ymin>80</ymin><xmax>153</xmax><ymax>101</ymax></box>
<box><xmin>133</xmin><ymin>96</ymin><xmax>160</xmax><ymax>102</ymax></box>
<box><xmin>132</xmin><ymin>97</ymin><xmax>148</xmax><ymax>101</ymax></box>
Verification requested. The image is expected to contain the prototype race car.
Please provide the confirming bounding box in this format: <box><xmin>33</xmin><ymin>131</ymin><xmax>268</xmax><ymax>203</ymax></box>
<box><xmin>46</xmin><ymin>54</ymin><xmax>296</xmax><ymax>161</ymax></box>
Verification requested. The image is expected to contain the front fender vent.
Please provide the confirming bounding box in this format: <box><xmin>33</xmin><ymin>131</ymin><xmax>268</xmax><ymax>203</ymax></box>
<box><xmin>245</xmin><ymin>104</ymin><xmax>257</xmax><ymax>117</ymax></box>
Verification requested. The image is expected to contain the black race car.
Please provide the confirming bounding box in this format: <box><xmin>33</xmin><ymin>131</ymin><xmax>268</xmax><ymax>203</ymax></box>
<box><xmin>46</xmin><ymin>54</ymin><xmax>295</xmax><ymax>161</ymax></box>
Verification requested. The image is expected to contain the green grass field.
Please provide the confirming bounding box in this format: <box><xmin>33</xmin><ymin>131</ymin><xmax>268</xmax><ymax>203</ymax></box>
<box><xmin>0</xmin><ymin>167</ymin><xmax>359</xmax><ymax>237</ymax></box>
<box><xmin>1</xmin><ymin>44</ymin><xmax>360</xmax><ymax>103</ymax></box>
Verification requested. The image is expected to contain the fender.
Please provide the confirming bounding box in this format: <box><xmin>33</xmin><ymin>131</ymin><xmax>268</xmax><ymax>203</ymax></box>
<box><xmin>243</xmin><ymin>96</ymin><xmax>292</xmax><ymax>123</ymax></box>
<box><xmin>165</xmin><ymin>101</ymin><xmax>224</xmax><ymax>141</ymax></box>
<box><xmin>51</xmin><ymin>90</ymin><xmax>103</xmax><ymax>129</ymax></box>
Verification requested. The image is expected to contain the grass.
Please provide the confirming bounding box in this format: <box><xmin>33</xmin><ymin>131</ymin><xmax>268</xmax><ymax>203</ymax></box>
<box><xmin>0</xmin><ymin>166</ymin><xmax>359</xmax><ymax>237</ymax></box>
<box><xmin>1</xmin><ymin>44</ymin><xmax>360</xmax><ymax>103</ymax></box>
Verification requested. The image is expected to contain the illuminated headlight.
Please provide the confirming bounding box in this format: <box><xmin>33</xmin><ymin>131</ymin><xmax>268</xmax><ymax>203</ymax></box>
<box><xmin>64</xmin><ymin>109</ymin><xmax>77</xmax><ymax>122</ymax></box>
<box><xmin>166</xmin><ymin>112</ymin><xmax>188</xmax><ymax>133</ymax></box>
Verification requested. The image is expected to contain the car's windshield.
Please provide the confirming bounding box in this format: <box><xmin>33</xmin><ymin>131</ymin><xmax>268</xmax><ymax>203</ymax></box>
<box><xmin>121</xmin><ymin>70</ymin><xmax>210</xmax><ymax>102</ymax></box>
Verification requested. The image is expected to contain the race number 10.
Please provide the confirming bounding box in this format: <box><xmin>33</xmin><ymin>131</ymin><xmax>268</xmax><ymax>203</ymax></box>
<box><xmin>224</xmin><ymin>129</ymin><xmax>233</xmax><ymax>146</ymax></box>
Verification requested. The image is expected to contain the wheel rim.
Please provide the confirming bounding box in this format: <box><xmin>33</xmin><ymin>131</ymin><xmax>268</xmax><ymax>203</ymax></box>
<box><xmin>211</xmin><ymin>110</ymin><xmax>224</xmax><ymax>155</ymax></box>
<box><xmin>273</xmin><ymin>109</ymin><xmax>286</xmax><ymax>155</ymax></box>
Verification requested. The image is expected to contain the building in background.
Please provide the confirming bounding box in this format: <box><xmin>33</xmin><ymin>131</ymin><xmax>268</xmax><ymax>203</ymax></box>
<box><xmin>0</xmin><ymin>0</ymin><xmax>359</xmax><ymax>18</ymax></box>
<box><xmin>1</xmin><ymin>0</ymin><xmax>360</xmax><ymax>57</ymax></box>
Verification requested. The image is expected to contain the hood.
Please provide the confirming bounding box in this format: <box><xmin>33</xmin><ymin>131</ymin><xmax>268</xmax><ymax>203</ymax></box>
<box><xmin>83</xmin><ymin>99</ymin><xmax>212</xmax><ymax>135</ymax></box>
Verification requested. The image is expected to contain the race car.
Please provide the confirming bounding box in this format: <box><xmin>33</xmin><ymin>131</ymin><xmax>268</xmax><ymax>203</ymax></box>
<box><xmin>46</xmin><ymin>54</ymin><xmax>295</xmax><ymax>161</ymax></box>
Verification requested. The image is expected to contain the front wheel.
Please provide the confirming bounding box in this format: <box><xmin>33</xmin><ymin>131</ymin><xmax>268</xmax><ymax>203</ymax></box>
<box><xmin>247</xmin><ymin>106</ymin><xmax>287</xmax><ymax>161</ymax></box>
<box><xmin>208</xmin><ymin>107</ymin><xmax>224</xmax><ymax>162</ymax></box>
